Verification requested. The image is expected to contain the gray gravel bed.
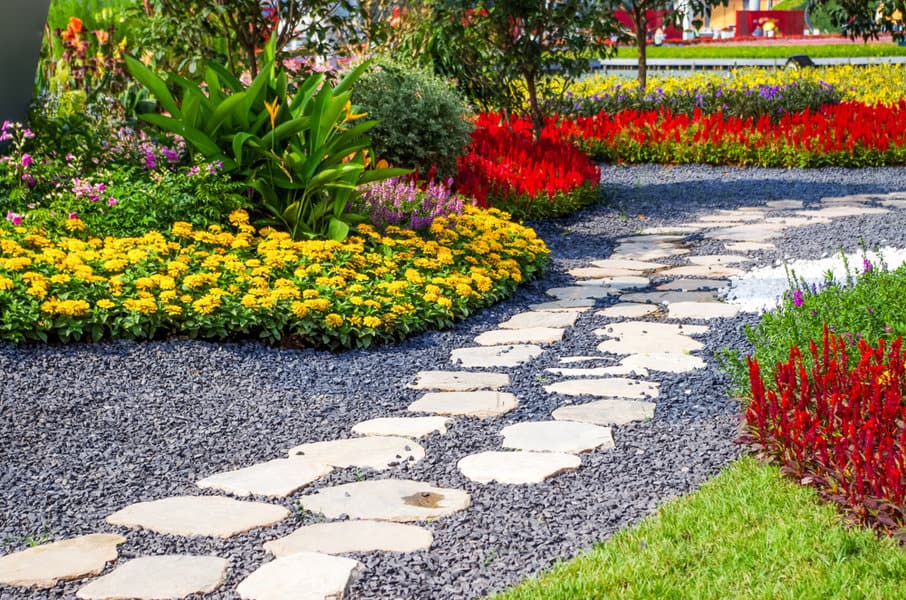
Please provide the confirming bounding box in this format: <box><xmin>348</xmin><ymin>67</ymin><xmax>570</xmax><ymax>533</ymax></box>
<box><xmin>2</xmin><ymin>165</ymin><xmax>906</xmax><ymax>599</ymax></box>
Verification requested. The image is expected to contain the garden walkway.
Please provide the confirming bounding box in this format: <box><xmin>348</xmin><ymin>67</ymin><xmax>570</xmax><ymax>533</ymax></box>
<box><xmin>2</xmin><ymin>170</ymin><xmax>906</xmax><ymax>599</ymax></box>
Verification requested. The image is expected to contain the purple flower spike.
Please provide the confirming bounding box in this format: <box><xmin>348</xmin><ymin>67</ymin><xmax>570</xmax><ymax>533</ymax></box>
<box><xmin>863</xmin><ymin>258</ymin><xmax>872</xmax><ymax>273</ymax></box>
<box><xmin>792</xmin><ymin>289</ymin><xmax>804</xmax><ymax>307</ymax></box>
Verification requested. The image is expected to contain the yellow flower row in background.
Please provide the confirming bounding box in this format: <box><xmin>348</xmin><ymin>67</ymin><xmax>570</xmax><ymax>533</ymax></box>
<box><xmin>573</xmin><ymin>64</ymin><xmax>906</xmax><ymax>106</ymax></box>
<box><xmin>0</xmin><ymin>208</ymin><xmax>549</xmax><ymax>348</ymax></box>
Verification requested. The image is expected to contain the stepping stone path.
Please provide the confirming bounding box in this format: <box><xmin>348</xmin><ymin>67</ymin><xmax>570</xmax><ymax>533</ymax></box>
<box><xmin>264</xmin><ymin>521</ymin><xmax>433</xmax><ymax>556</ymax></box>
<box><xmin>288</xmin><ymin>436</ymin><xmax>424</xmax><ymax>470</ymax></box>
<box><xmin>76</xmin><ymin>555</ymin><xmax>229</xmax><ymax>600</ymax></box>
<box><xmin>0</xmin><ymin>534</ymin><xmax>125</xmax><ymax>589</ymax></box>
<box><xmin>7</xmin><ymin>191</ymin><xmax>900</xmax><ymax>598</ymax></box>
<box><xmin>235</xmin><ymin>552</ymin><xmax>362</xmax><ymax>600</ymax></box>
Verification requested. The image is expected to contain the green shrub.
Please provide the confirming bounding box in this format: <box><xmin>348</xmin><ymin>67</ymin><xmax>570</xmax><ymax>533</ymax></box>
<box><xmin>352</xmin><ymin>58</ymin><xmax>473</xmax><ymax>179</ymax></box>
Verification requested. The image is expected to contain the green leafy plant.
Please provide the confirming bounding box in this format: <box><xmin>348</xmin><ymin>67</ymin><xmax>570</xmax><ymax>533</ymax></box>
<box><xmin>352</xmin><ymin>58</ymin><xmax>473</xmax><ymax>179</ymax></box>
<box><xmin>125</xmin><ymin>42</ymin><xmax>406</xmax><ymax>241</ymax></box>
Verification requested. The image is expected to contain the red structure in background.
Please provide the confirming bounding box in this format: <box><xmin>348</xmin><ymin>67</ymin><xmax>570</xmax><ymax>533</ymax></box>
<box><xmin>613</xmin><ymin>10</ymin><xmax>683</xmax><ymax>40</ymax></box>
<box><xmin>736</xmin><ymin>10</ymin><xmax>806</xmax><ymax>36</ymax></box>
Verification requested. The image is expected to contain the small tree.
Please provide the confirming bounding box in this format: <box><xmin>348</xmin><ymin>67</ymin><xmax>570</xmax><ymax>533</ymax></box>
<box><xmin>806</xmin><ymin>0</ymin><xmax>905</xmax><ymax>41</ymax></box>
<box><xmin>427</xmin><ymin>0</ymin><xmax>623</xmax><ymax>140</ymax></box>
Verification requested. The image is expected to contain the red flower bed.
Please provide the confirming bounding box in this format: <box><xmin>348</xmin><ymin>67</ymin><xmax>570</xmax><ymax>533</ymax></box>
<box><xmin>455</xmin><ymin>113</ymin><xmax>601</xmax><ymax>218</ymax></box>
<box><xmin>744</xmin><ymin>326</ymin><xmax>906</xmax><ymax>534</ymax></box>
<box><xmin>551</xmin><ymin>101</ymin><xmax>906</xmax><ymax>167</ymax></box>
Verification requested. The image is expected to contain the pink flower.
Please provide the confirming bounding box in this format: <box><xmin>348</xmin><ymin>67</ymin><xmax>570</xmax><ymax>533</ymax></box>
<box><xmin>68</xmin><ymin>212</ymin><xmax>78</xmax><ymax>220</ymax></box>
<box><xmin>107</xmin><ymin>197</ymin><xmax>117</xmax><ymax>207</ymax></box>
<box><xmin>5</xmin><ymin>211</ymin><xmax>22</xmax><ymax>225</ymax></box>
<box><xmin>21</xmin><ymin>153</ymin><xmax>32</xmax><ymax>167</ymax></box>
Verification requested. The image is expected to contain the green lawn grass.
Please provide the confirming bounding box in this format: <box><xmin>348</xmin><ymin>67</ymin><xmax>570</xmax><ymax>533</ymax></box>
<box><xmin>614</xmin><ymin>43</ymin><xmax>906</xmax><ymax>59</ymax></box>
<box><xmin>491</xmin><ymin>456</ymin><xmax>906</xmax><ymax>600</ymax></box>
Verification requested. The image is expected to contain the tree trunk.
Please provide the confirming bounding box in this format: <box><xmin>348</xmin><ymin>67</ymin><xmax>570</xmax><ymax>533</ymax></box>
<box><xmin>635</xmin><ymin>8</ymin><xmax>648</xmax><ymax>92</ymax></box>
<box><xmin>525</xmin><ymin>71</ymin><xmax>543</xmax><ymax>142</ymax></box>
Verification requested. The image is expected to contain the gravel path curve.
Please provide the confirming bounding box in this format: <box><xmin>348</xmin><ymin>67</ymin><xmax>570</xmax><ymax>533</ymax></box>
<box><xmin>2</xmin><ymin>164</ymin><xmax>906</xmax><ymax>599</ymax></box>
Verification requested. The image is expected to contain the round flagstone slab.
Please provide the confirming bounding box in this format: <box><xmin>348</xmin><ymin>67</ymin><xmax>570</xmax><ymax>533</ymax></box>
<box><xmin>619</xmin><ymin>353</ymin><xmax>707</xmax><ymax>373</ymax></box>
<box><xmin>196</xmin><ymin>458</ymin><xmax>333</xmax><ymax>498</ymax></box>
<box><xmin>76</xmin><ymin>555</ymin><xmax>229</xmax><ymax>600</ymax></box>
<box><xmin>579</xmin><ymin>275</ymin><xmax>650</xmax><ymax>290</ymax></box>
<box><xmin>546</xmin><ymin>286</ymin><xmax>619</xmax><ymax>300</ymax></box>
<box><xmin>598</xmin><ymin>334</ymin><xmax>703</xmax><ymax>355</ymax></box>
<box><xmin>666</xmin><ymin>301</ymin><xmax>741</xmax><ymax>320</ymax></box>
<box><xmin>289</xmin><ymin>436</ymin><xmax>424</xmax><ymax>470</ymax></box>
<box><xmin>451</xmin><ymin>345</ymin><xmax>543</xmax><ymax>368</ymax></box>
<box><xmin>765</xmin><ymin>200</ymin><xmax>804</xmax><ymax>209</ymax></box>
<box><xmin>500</xmin><ymin>421</ymin><xmax>614</xmax><ymax>453</ymax></box>
<box><xmin>545</xmin><ymin>365</ymin><xmax>648</xmax><ymax>377</ymax></box>
<box><xmin>457</xmin><ymin>451</ymin><xmax>581</xmax><ymax>484</ymax></box>
<box><xmin>595</xmin><ymin>321</ymin><xmax>709</xmax><ymax>338</ymax></box>
<box><xmin>568</xmin><ymin>266</ymin><xmax>641</xmax><ymax>279</ymax></box>
<box><xmin>408</xmin><ymin>370</ymin><xmax>510</xmax><ymax>391</ymax></box>
<box><xmin>553</xmin><ymin>399</ymin><xmax>656</xmax><ymax>426</ymax></box>
<box><xmin>499</xmin><ymin>311</ymin><xmax>580</xmax><ymax>330</ymax></box>
<box><xmin>408</xmin><ymin>391</ymin><xmax>518</xmax><ymax>418</ymax></box>
<box><xmin>352</xmin><ymin>416</ymin><xmax>452</xmax><ymax>439</ymax></box>
<box><xmin>620</xmin><ymin>290</ymin><xmax>719</xmax><ymax>304</ymax></box>
<box><xmin>590</xmin><ymin>258</ymin><xmax>667</xmax><ymax>271</ymax></box>
<box><xmin>544</xmin><ymin>378</ymin><xmax>659</xmax><ymax>399</ymax></box>
<box><xmin>264</xmin><ymin>520</ymin><xmax>433</xmax><ymax>556</ymax></box>
<box><xmin>236</xmin><ymin>552</ymin><xmax>362</xmax><ymax>600</ymax></box>
<box><xmin>658</xmin><ymin>265</ymin><xmax>745</xmax><ymax>278</ymax></box>
<box><xmin>596</xmin><ymin>303</ymin><xmax>660</xmax><ymax>319</ymax></box>
<box><xmin>0</xmin><ymin>534</ymin><xmax>126</xmax><ymax>589</ymax></box>
<box><xmin>705</xmin><ymin>223</ymin><xmax>787</xmax><ymax>242</ymax></box>
<box><xmin>299</xmin><ymin>479</ymin><xmax>470</xmax><ymax>522</ymax></box>
<box><xmin>529</xmin><ymin>298</ymin><xmax>595</xmax><ymax>312</ymax></box>
<box><xmin>725</xmin><ymin>241</ymin><xmax>775</xmax><ymax>252</ymax></box>
<box><xmin>474</xmin><ymin>327</ymin><xmax>565</xmax><ymax>346</ymax></box>
<box><xmin>656</xmin><ymin>278</ymin><xmax>728</xmax><ymax>292</ymax></box>
<box><xmin>106</xmin><ymin>496</ymin><xmax>289</xmax><ymax>538</ymax></box>
<box><xmin>687</xmin><ymin>254</ymin><xmax>751</xmax><ymax>266</ymax></box>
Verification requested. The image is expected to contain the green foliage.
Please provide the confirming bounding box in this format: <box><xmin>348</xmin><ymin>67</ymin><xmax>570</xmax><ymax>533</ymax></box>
<box><xmin>492</xmin><ymin>457</ymin><xmax>906</xmax><ymax>600</ymax></box>
<box><xmin>808</xmin><ymin>0</ymin><xmax>906</xmax><ymax>41</ymax></box>
<box><xmin>125</xmin><ymin>45</ymin><xmax>406</xmax><ymax>241</ymax></box>
<box><xmin>352</xmin><ymin>58</ymin><xmax>473</xmax><ymax>179</ymax></box>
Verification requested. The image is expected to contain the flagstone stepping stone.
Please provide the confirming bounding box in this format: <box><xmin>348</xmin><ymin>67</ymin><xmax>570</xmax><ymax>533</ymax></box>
<box><xmin>705</xmin><ymin>224</ymin><xmax>787</xmax><ymax>241</ymax></box>
<box><xmin>236</xmin><ymin>552</ymin><xmax>362</xmax><ymax>600</ymax></box>
<box><xmin>595</xmin><ymin>321</ymin><xmax>709</xmax><ymax>338</ymax></box>
<box><xmin>725</xmin><ymin>241</ymin><xmax>775</xmax><ymax>252</ymax></box>
<box><xmin>76</xmin><ymin>555</ymin><xmax>229</xmax><ymax>600</ymax></box>
<box><xmin>596</xmin><ymin>303</ymin><xmax>660</xmax><ymax>318</ymax></box>
<box><xmin>553</xmin><ymin>399</ymin><xmax>656</xmax><ymax>426</ymax></box>
<box><xmin>544</xmin><ymin>378</ymin><xmax>659</xmax><ymax>399</ymax></box>
<box><xmin>196</xmin><ymin>458</ymin><xmax>333</xmax><ymax>498</ymax></box>
<box><xmin>638</xmin><ymin>225</ymin><xmax>703</xmax><ymax>235</ymax></box>
<box><xmin>500</xmin><ymin>421</ymin><xmax>615</xmax><ymax>453</ymax></box>
<box><xmin>499</xmin><ymin>311</ymin><xmax>580</xmax><ymax>329</ymax></box>
<box><xmin>289</xmin><ymin>436</ymin><xmax>424</xmax><ymax>470</ymax></box>
<box><xmin>300</xmin><ymin>479</ymin><xmax>470</xmax><ymax>521</ymax></box>
<box><xmin>264</xmin><ymin>521</ymin><xmax>433</xmax><ymax>556</ymax></box>
<box><xmin>687</xmin><ymin>254</ymin><xmax>751</xmax><ymax>266</ymax></box>
<box><xmin>656</xmin><ymin>278</ymin><xmax>728</xmax><ymax>292</ymax></box>
<box><xmin>619</xmin><ymin>353</ymin><xmax>707</xmax><ymax>373</ymax></box>
<box><xmin>568</xmin><ymin>266</ymin><xmax>641</xmax><ymax>279</ymax></box>
<box><xmin>408</xmin><ymin>370</ymin><xmax>510</xmax><ymax>391</ymax></box>
<box><xmin>545</xmin><ymin>365</ymin><xmax>648</xmax><ymax>377</ymax></box>
<box><xmin>408</xmin><ymin>391</ymin><xmax>518</xmax><ymax>418</ymax></box>
<box><xmin>765</xmin><ymin>200</ymin><xmax>803</xmax><ymax>209</ymax></box>
<box><xmin>616</xmin><ymin>234</ymin><xmax>687</xmax><ymax>243</ymax></box>
<box><xmin>621</xmin><ymin>291</ymin><xmax>719</xmax><ymax>304</ymax></box>
<box><xmin>598</xmin><ymin>334</ymin><xmax>703</xmax><ymax>355</ymax></box>
<box><xmin>451</xmin><ymin>345</ymin><xmax>544</xmax><ymax>368</ymax></box>
<box><xmin>474</xmin><ymin>327</ymin><xmax>565</xmax><ymax>346</ymax></box>
<box><xmin>658</xmin><ymin>265</ymin><xmax>745</xmax><ymax>278</ymax></box>
<box><xmin>820</xmin><ymin>194</ymin><xmax>875</xmax><ymax>204</ymax></box>
<box><xmin>666</xmin><ymin>301</ymin><xmax>741</xmax><ymax>320</ymax></box>
<box><xmin>610</xmin><ymin>247</ymin><xmax>690</xmax><ymax>261</ymax></box>
<box><xmin>352</xmin><ymin>417</ymin><xmax>452</xmax><ymax>439</ymax></box>
<box><xmin>590</xmin><ymin>258</ymin><xmax>667</xmax><ymax>271</ymax></box>
<box><xmin>698</xmin><ymin>213</ymin><xmax>762</xmax><ymax>223</ymax></box>
<box><xmin>881</xmin><ymin>198</ymin><xmax>906</xmax><ymax>208</ymax></box>
<box><xmin>546</xmin><ymin>286</ymin><xmax>619</xmax><ymax>300</ymax></box>
<box><xmin>0</xmin><ymin>534</ymin><xmax>126</xmax><ymax>589</ymax></box>
<box><xmin>106</xmin><ymin>496</ymin><xmax>288</xmax><ymax>538</ymax></box>
<box><xmin>764</xmin><ymin>216</ymin><xmax>831</xmax><ymax>227</ymax></box>
<box><xmin>576</xmin><ymin>275</ymin><xmax>650</xmax><ymax>290</ymax></box>
<box><xmin>529</xmin><ymin>298</ymin><xmax>595</xmax><ymax>312</ymax></box>
<box><xmin>457</xmin><ymin>451</ymin><xmax>581</xmax><ymax>484</ymax></box>
<box><xmin>558</xmin><ymin>356</ymin><xmax>603</xmax><ymax>363</ymax></box>
<box><xmin>797</xmin><ymin>205</ymin><xmax>888</xmax><ymax>218</ymax></box>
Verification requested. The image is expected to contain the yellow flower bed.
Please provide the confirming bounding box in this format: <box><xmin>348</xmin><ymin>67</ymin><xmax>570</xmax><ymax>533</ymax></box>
<box><xmin>573</xmin><ymin>64</ymin><xmax>906</xmax><ymax>106</ymax></box>
<box><xmin>0</xmin><ymin>208</ymin><xmax>549</xmax><ymax>348</ymax></box>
